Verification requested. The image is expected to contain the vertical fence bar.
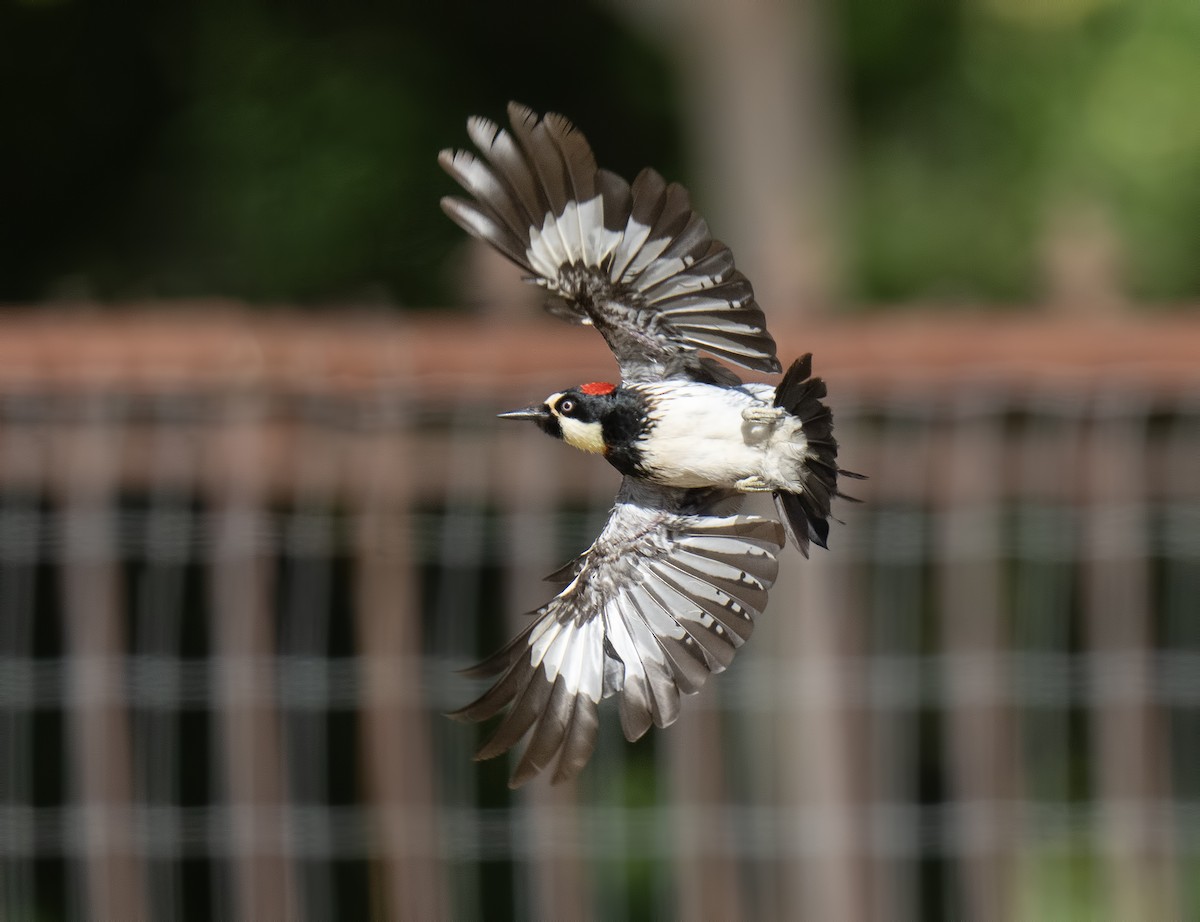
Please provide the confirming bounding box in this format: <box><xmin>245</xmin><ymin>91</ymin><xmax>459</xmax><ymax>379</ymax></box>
<box><xmin>432</xmin><ymin>401</ymin><xmax>493</xmax><ymax>920</ymax></box>
<box><xmin>135</xmin><ymin>391</ymin><xmax>204</xmax><ymax>919</ymax></box>
<box><xmin>827</xmin><ymin>396</ymin><xmax>890</xmax><ymax>921</ymax></box>
<box><xmin>1010</xmin><ymin>391</ymin><xmax>1087</xmax><ymax>918</ymax></box>
<box><xmin>936</xmin><ymin>390</ymin><xmax>1019</xmax><ymax>921</ymax></box>
<box><xmin>0</xmin><ymin>393</ymin><xmax>46</xmax><ymax>918</ymax></box>
<box><xmin>739</xmin><ymin>499</ymin><xmax>785</xmax><ymax>922</ymax></box>
<box><xmin>56</xmin><ymin>387</ymin><xmax>148</xmax><ymax>920</ymax></box>
<box><xmin>1082</xmin><ymin>392</ymin><xmax>1178</xmax><ymax>920</ymax></box>
<box><xmin>864</xmin><ymin>394</ymin><xmax>936</xmax><ymax>922</ymax></box>
<box><xmin>207</xmin><ymin>389</ymin><xmax>297</xmax><ymax>920</ymax></box>
<box><xmin>279</xmin><ymin>377</ymin><xmax>342</xmax><ymax>920</ymax></box>
<box><xmin>667</xmin><ymin>701</ymin><xmax>743</xmax><ymax>922</ymax></box>
<box><xmin>774</xmin><ymin>494</ymin><xmax>871</xmax><ymax>919</ymax></box>
<box><xmin>352</xmin><ymin>382</ymin><xmax>446</xmax><ymax>921</ymax></box>
<box><xmin>1162</xmin><ymin>394</ymin><xmax>1200</xmax><ymax>922</ymax></box>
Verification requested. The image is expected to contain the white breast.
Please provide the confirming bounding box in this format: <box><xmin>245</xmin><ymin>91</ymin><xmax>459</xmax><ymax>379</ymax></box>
<box><xmin>635</xmin><ymin>382</ymin><xmax>780</xmax><ymax>488</ymax></box>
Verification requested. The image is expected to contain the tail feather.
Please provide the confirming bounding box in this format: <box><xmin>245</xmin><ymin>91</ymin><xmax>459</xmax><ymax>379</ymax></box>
<box><xmin>772</xmin><ymin>354</ymin><xmax>865</xmax><ymax>555</ymax></box>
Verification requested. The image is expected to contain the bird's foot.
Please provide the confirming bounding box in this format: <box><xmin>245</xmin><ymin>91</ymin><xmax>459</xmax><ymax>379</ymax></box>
<box><xmin>735</xmin><ymin>475</ymin><xmax>774</xmax><ymax>493</ymax></box>
<box><xmin>742</xmin><ymin>406</ymin><xmax>786</xmax><ymax>424</ymax></box>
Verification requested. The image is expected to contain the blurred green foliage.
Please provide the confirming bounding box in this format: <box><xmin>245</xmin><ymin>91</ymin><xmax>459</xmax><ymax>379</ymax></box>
<box><xmin>1</xmin><ymin>0</ymin><xmax>1197</xmax><ymax>305</ymax></box>
<box><xmin>1013</xmin><ymin>841</ymin><xmax>1108</xmax><ymax>922</ymax></box>
<box><xmin>0</xmin><ymin>0</ymin><xmax>680</xmax><ymax>304</ymax></box>
<box><xmin>838</xmin><ymin>0</ymin><xmax>1200</xmax><ymax>302</ymax></box>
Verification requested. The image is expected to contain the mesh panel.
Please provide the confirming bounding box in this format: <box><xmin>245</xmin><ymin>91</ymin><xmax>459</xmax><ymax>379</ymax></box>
<box><xmin>0</xmin><ymin>315</ymin><xmax>1197</xmax><ymax>920</ymax></box>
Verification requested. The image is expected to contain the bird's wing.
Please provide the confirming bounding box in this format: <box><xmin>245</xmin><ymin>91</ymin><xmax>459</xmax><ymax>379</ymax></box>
<box><xmin>449</xmin><ymin>478</ymin><xmax>786</xmax><ymax>787</ymax></box>
<box><xmin>439</xmin><ymin>103</ymin><xmax>781</xmax><ymax>384</ymax></box>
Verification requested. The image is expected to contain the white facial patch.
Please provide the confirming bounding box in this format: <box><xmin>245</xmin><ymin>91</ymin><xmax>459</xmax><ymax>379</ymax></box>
<box><xmin>558</xmin><ymin>415</ymin><xmax>605</xmax><ymax>455</ymax></box>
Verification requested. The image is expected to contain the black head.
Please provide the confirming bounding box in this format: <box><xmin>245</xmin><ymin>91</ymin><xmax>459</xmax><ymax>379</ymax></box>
<box><xmin>498</xmin><ymin>382</ymin><xmax>645</xmax><ymax>465</ymax></box>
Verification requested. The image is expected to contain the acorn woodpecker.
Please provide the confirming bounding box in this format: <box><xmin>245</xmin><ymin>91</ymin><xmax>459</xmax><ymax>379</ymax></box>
<box><xmin>441</xmin><ymin>104</ymin><xmax>862</xmax><ymax>787</ymax></box>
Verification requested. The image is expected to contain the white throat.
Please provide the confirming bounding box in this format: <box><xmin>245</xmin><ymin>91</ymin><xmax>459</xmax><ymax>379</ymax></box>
<box><xmin>559</xmin><ymin>416</ymin><xmax>605</xmax><ymax>455</ymax></box>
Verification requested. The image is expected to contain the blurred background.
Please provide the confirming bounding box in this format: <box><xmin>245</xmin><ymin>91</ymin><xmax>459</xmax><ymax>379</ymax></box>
<box><xmin>1</xmin><ymin>0</ymin><xmax>1198</xmax><ymax>919</ymax></box>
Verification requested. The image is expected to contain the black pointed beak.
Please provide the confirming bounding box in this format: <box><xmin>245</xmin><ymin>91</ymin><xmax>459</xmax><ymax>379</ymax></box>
<box><xmin>498</xmin><ymin>405</ymin><xmax>551</xmax><ymax>422</ymax></box>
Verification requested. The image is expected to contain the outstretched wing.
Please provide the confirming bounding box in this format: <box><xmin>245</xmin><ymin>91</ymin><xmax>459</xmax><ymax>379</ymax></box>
<box><xmin>439</xmin><ymin>103</ymin><xmax>781</xmax><ymax>383</ymax></box>
<box><xmin>449</xmin><ymin>479</ymin><xmax>786</xmax><ymax>787</ymax></box>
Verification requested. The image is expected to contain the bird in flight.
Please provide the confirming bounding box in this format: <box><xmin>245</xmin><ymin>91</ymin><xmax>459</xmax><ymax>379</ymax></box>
<box><xmin>441</xmin><ymin>103</ymin><xmax>861</xmax><ymax>787</ymax></box>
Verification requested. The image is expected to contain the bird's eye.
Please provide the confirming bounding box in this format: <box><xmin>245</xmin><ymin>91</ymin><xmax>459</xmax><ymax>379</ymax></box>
<box><xmin>558</xmin><ymin>398</ymin><xmax>576</xmax><ymax>415</ymax></box>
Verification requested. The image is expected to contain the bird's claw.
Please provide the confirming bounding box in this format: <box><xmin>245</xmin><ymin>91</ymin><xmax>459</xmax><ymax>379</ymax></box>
<box><xmin>742</xmin><ymin>406</ymin><xmax>786</xmax><ymax>424</ymax></box>
<box><xmin>735</xmin><ymin>475</ymin><xmax>773</xmax><ymax>493</ymax></box>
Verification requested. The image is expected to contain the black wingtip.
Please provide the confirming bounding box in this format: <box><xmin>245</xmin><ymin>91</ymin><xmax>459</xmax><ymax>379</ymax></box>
<box><xmin>455</xmin><ymin>649</ymin><xmax>512</xmax><ymax>679</ymax></box>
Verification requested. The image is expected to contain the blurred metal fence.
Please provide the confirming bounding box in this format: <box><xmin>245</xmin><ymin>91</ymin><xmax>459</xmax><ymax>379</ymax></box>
<box><xmin>0</xmin><ymin>308</ymin><xmax>1197</xmax><ymax>921</ymax></box>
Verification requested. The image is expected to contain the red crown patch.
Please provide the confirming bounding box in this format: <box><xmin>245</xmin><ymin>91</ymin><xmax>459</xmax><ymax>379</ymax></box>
<box><xmin>580</xmin><ymin>381</ymin><xmax>617</xmax><ymax>396</ymax></box>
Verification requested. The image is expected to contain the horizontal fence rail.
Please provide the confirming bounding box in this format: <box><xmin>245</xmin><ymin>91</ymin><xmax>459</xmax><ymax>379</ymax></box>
<box><xmin>0</xmin><ymin>307</ymin><xmax>1197</xmax><ymax>921</ymax></box>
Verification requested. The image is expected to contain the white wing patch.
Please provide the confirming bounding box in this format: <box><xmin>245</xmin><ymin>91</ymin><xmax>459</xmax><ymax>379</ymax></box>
<box><xmin>527</xmin><ymin>195</ymin><xmax>621</xmax><ymax>284</ymax></box>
